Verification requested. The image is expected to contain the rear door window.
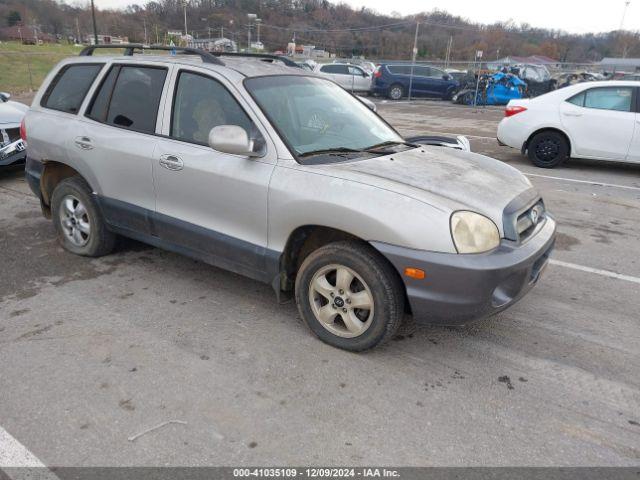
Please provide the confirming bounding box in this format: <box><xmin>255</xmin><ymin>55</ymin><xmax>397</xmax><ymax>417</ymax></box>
<box><xmin>321</xmin><ymin>64</ymin><xmax>349</xmax><ymax>75</ymax></box>
<box><xmin>41</xmin><ymin>64</ymin><xmax>104</xmax><ymax>114</ymax></box>
<box><xmin>388</xmin><ymin>65</ymin><xmax>411</xmax><ymax>75</ymax></box>
<box><xmin>583</xmin><ymin>87</ymin><xmax>633</xmax><ymax>112</ymax></box>
<box><xmin>87</xmin><ymin>65</ymin><xmax>168</xmax><ymax>134</ymax></box>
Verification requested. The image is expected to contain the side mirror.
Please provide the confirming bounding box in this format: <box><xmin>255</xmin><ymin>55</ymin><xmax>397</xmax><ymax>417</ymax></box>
<box><xmin>0</xmin><ymin>92</ymin><xmax>10</xmax><ymax>102</ymax></box>
<box><xmin>357</xmin><ymin>96</ymin><xmax>377</xmax><ymax>112</ymax></box>
<box><xmin>442</xmin><ymin>74</ymin><xmax>451</xmax><ymax>81</ymax></box>
<box><xmin>208</xmin><ymin>125</ymin><xmax>259</xmax><ymax>157</ymax></box>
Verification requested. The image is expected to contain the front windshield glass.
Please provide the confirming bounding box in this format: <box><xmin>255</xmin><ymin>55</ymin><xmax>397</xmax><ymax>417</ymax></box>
<box><xmin>245</xmin><ymin>75</ymin><xmax>403</xmax><ymax>160</ymax></box>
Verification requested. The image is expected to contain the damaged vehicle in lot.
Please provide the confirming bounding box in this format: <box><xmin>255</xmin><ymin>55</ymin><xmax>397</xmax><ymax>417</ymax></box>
<box><xmin>23</xmin><ymin>46</ymin><xmax>556</xmax><ymax>351</ymax></box>
<box><xmin>0</xmin><ymin>92</ymin><xmax>28</xmax><ymax>168</ymax></box>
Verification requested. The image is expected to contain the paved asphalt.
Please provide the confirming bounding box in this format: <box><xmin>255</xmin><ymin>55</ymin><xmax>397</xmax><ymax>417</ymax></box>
<box><xmin>0</xmin><ymin>98</ymin><xmax>639</xmax><ymax>467</ymax></box>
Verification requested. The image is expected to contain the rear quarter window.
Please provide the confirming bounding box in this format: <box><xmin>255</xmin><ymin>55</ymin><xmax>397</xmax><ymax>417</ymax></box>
<box><xmin>41</xmin><ymin>64</ymin><xmax>104</xmax><ymax>114</ymax></box>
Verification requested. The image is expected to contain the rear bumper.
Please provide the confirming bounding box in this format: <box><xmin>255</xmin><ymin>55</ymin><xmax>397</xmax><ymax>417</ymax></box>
<box><xmin>372</xmin><ymin>216</ymin><xmax>556</xmax><ymax>326</ymax></box>
<box><xmin>25</xmin><ymin>156</ymin><xmax>43</xmax><ymax>200</ymax></box>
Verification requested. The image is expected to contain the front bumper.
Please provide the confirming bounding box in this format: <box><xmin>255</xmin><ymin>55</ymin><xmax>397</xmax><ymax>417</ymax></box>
<box><xmin>0</xmin><ymin>139</ymin><xmax>26</xmax><ymax>166</ymax></box>
<box><xmin>372</xmin><ymin>215</ymin><xmax>556</xmax><ymax>326</ymax></box>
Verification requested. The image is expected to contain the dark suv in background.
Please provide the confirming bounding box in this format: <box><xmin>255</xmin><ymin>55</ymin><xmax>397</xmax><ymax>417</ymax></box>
<box><xmin>373</xmin><ymin>63</ymin><xmax>459</xmax><ymax>100</ymax></box>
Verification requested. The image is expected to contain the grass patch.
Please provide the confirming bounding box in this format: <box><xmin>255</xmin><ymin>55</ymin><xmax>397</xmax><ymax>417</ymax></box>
<box><xmin>0</xmin><ymin>42</ymin><xmax>83</xmax><ymax>93</ymax></box>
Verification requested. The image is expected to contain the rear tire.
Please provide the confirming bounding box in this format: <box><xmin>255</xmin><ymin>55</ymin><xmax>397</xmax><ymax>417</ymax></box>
<box><xmin>527</xmin><ymin>131</ymin><xmax>569</xmax><ymax>168</ymax></box>
<box><xmin>51</xmin><ymin>176</ymin><xmax>116</xmax><ymax>257</ymax></box>
<box><xmin>387</xmin><ymin>84</ymin><xmax>404</xmax><ymax>101</ymax></box>
<box><xmin>295</xmin><ymin>241</ymin><xmax>404</xmax><ymax>351</ymax></box>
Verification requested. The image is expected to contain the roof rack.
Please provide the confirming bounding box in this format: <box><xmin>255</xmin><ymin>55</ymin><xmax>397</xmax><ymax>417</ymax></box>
<box><xmin>78</xmin><ymin>44</ymin><xmax>226</xmax><ymax>66</ymax></box>
<box><xmin>210</xmin><ymin>52</ymin><xmax>301</xmax><ymax>68</ymax></box>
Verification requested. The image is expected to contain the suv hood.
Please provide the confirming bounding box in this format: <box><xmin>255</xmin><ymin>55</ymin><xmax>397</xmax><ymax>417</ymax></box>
<box><xmin>0</xmin><ymin>101</ymin><xmax>28</xmax><ymax>125</ymax></box>
<box><xmin>319</xmin><ymin>146</ymin><xmax>537</xmax><ymax>234</ymax></box>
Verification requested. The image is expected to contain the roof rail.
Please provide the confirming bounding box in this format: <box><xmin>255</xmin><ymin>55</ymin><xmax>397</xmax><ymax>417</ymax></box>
<box><xmin>210</xmin><ymin>52</ymin><xmax>301</xmax><ymax>68</ymax></box>
<box><xmin>78</xmin><ymin>44</ymin><xmax>226</xmax><ymax>66</ymax></box>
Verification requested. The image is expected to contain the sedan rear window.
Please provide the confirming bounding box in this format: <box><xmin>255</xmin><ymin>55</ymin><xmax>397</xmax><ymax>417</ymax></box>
<box><xmin>41</xmin><ymin>64</ymin><xmax>103</xmax><ymax>114</ymax></box>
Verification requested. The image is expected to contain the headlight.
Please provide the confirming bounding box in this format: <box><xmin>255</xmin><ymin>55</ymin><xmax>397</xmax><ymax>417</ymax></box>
<box><xmin>450</xmin><ymin>211</ymin><xmax>500</xmax><ymax>254</ymax></box>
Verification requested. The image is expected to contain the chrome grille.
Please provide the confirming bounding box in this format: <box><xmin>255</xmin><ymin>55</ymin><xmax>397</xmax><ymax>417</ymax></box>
<box><xmin>516</xmin><ymin>201</ymin><xmax>545</xmax><ymax>242</ymax></box>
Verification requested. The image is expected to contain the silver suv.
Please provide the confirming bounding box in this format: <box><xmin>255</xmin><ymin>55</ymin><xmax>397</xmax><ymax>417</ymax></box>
<box><xmin>23</xmin><ymin>46</ymin><xmax>556</xmax><ymax>351</ymax></box>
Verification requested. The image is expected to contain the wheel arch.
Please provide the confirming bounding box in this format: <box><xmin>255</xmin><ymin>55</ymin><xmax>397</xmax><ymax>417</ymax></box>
<box><xmin>39</xmin><ymin>161</ymin><xmax>90</xmax><ymax>217</ymax></box>
<box><xmin>277</xmin><ymin>224</ymin><xmax>410</xmax><ymax>313</ymax></box>
<box><xmin>523</xmin><ymin>127</ymin><xmax>572</xmax><ymax>157</ymax></box>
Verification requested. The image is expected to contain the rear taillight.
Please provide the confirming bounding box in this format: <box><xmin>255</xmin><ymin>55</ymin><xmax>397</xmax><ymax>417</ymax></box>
<box><xmin>505</xmin><ymin>105</ymin><xmax>527</xmax><ymax>117</ymax></box>
<box><xmin>20</xmin><ymin>118</ymin><xmax>27</xmax><ymax>142</ymax></box>
<box><xmin>374</xmin><ymin>67</ymin><xmax>382</xmax><ymax>78</ymax></box>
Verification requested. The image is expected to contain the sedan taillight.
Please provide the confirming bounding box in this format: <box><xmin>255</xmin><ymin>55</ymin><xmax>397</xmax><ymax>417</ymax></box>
<box><xmin>505</xmin><ymin>105</ymin><xmax>527</xmax><ymax>117</ymax></box>
<box><xmin>20</xmin><ymin>118</ymin><xmax>27</xmax><ymax>142</ymax></box>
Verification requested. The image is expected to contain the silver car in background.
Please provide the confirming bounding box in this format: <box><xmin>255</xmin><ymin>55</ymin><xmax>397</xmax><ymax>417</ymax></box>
<box><xmin>314</xmin><ymin>62</ymin><xmax>373</xmax><ymax>94</ymax></box>
<box><xmin>0</xmin><ymin>92</ymin><xmax>28</xmax><ymax>167</ymax></box>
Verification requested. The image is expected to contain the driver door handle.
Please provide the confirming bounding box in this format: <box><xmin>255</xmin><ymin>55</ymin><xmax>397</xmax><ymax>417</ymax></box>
<box><xmin>159</xmin><ymin>154</ymin><xmax>184</xmax><ymax>171</ymax></box>
<box><xmin>563</xmin><ymin>112</ymin><xmax>583</xmax><ymax>117</ymax></box>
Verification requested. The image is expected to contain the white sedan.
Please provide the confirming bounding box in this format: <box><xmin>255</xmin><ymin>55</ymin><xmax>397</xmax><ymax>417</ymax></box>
<box><xmin>497</xmin><ymin>81</ymin><xmax>640</xmax><ymax>168</ymax></box>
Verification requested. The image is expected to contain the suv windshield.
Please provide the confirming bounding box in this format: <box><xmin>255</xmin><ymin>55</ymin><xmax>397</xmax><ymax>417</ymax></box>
<box><xmin>245</xmin><ymin>75</ymin><xmax>403</xmax><ymax>161</ymax></box>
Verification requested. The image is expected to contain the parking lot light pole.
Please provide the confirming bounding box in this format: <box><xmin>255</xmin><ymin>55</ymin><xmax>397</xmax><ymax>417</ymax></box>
<box><xmin>407</xmin><ymin>21</ymin><xmax>420</xmax><ymax>102</ymax></box>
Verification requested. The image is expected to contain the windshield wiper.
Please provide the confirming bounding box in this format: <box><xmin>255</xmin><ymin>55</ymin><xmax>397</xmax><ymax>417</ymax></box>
<box><xmin>363</xmin><ymin>140</ymin><xmax>416</xmax><ymax>152</ymax></box>
<box><xmin>299</xmin><ymin>147</ymin><xmax>365</xmax><ymax>158</ymax></box>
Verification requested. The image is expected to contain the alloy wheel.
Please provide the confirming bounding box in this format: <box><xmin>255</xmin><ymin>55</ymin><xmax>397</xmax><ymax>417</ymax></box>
<box><xmin>308</xmin><ymin>264</ymin><xmax>375</xmax><ymax>338</ymax></box>
<box><xmin>59</xmin><ymin>194</ymin><xmax>91</xmax><ymax>247</ymax></box>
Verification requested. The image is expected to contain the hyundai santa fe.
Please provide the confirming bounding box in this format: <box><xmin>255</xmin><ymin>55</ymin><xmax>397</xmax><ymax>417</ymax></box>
<box><xmin>22</xmin><ymin>46</ymin><xmax>556</xmax><ymax>351</ymax></box>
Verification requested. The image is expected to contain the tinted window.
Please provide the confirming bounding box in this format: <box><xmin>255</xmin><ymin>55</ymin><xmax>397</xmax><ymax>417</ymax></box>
<box><xmin>42</xmin><ymin>64</ymin><xmax>103</xmax><ymax>114</ymax></box>
<box><xmin>321</xmin><ymin>64</ymin><xmax>349</xmax><ymax>74</ymax></box>
<box><xmin>87</xmin><ymin>65</ymin><xmax>167</xmax><ymax>133</ymax></box>
<box><xmin>388</xmin><ymin>65</ymin><xmax>411</xmax><ymax>75</ymax></box>
<box><xmin>413</xmin><ymin>66</ymin><xmax>431</xmax><ymax>77</ymax></box>
<box><xmin>584</xmin><ymin>87</ymin><xmax>633</xmax><ymax>112</ymax></box>
<box><xmin>567</xmin><ymin>92</ymin><xmax>585</xmax><ymax>107</ymax></box>
<box><xmin>347</xmin><ymin>66</ymin><xmax>365</xmax><ymax>76</ymax></box>
<box><xmin>87</xmin><ymin>66</ymin><xmax>119</xmax><ymax>122</ymax></box>
<box><xmin>171</xmin><ymin>71</ymin><xmax>256</xmax><ymax>146</ymax></box>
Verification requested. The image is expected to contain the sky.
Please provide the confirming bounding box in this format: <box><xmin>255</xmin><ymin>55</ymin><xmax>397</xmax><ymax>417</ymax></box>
<box><xmin>76</xmin><ymin>0</ymin><xmax>637</xmax><ymax>34</ymax></box>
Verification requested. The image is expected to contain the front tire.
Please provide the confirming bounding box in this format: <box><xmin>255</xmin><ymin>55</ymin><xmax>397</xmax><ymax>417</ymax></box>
<box><xmin>295</xmin><ymin>241</ymin><xmax>405</xmax><ymax>351</ymax></box>
<box><xmin>527</xmin><ymin>131</ymin><xmax>569</xmax><ymax>168</ymax></box>
<box><xmin>51</xmin><ymin>176</ymin><xmax>116</xmax><ymax>257</ymax></box>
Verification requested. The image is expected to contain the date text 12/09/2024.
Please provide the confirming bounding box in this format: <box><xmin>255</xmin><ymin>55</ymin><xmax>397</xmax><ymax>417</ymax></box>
<box><xmin>233</xmin><ymin>468</ymin><xmax>401</xmax><ymax>478</ymax></box>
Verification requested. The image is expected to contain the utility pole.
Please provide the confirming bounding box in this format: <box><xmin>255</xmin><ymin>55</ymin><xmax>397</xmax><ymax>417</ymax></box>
<box><xmin>75</xmin><ymin>17</ymin><xmax>81</xmax><ymax>43</ymax></box>
<box><xmin>90</xmin><ymin>0</ymin><xmax>98</xmax><ymax>45</ymax></box>
<box><xmin>407</xmin><ymin>21</ymin><xmax>420</xmax><ymax>102</ymax></box>
<box><xmin>256</xmin><ymin>18</ymin><xmax>261</xmax><ymax>45</ymax></box>
<box><xmin>183</xmin><ymin>0</ymin><xmax>189</xmax><ymax>38</ymax></box>
<box><xmin>444</xmin><ymin>35</ymin><xmax>453</xmax><ymax>69</ymax></box>
<box><xmin>247</xmin><ymin>13</ymin><xmax>257</xmax><ymax>51</ymax></box>
<box><xmin>143</xmin><ymin>16</ymin><xmax>147</xmax><ymax>45</ymax></box>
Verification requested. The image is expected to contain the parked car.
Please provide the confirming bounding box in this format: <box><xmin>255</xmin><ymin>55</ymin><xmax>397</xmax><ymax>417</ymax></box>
<box><xmin>372</xmin><ymin>63</ymin><xmax>459</xmax><ymax>100</ymax></box>
<box><xmin>24</xmin><ymin>45</ymin><xmax>556</xmax><ymax>351</ymax></box>
<box><xmin>497</xmin><ymin>81</ymin><xmax>640</xmax><ymax>168</ymax></box>
<box><xmin>0</xmin><ymin>92</ymin><xmax>28</xmax><ymax>167</ymax></box>
<box><xmin>313</xmin><ymin>62</ymin><xmax>372</xmax><ymax>93</ymax></box>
